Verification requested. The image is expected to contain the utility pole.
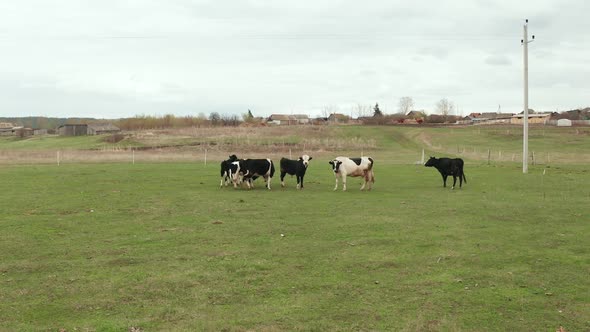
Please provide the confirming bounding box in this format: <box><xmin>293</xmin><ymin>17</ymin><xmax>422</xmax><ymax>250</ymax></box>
<box><xmin>521</xmin><ymin>19</ymin><xmax>535</xmax><ymax>173</ymax></box>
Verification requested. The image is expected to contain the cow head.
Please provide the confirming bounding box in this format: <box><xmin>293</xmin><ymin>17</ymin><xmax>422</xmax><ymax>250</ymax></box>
<box><xmin>328</xmin><ymin>159</ymin><xmax>342</xmax><ymax>173</ymax></box>
<box><xmin>229</xmin><ymin>161</ymin><xmax>242</xmax><ymax>186</ymax></box>
<box><xmin>299</xmin><ymin>155</ymin><xmax>312</xmax><ymax>168</ymax></box>
<box><xmin>228</xmin><ymin>154</ymin><xmax>238</xmax><ymax>162</ymax></box>
<box><xmin>424</xmin><ymin>156</ymin><xmax>437</xmax><ymax>167</ymax></box>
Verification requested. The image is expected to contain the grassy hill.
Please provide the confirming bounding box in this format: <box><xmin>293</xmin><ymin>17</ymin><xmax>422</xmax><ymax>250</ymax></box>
<box><xmin>1</xmin><ymin>125</ymin><xmax>589</xmax><ymax>165</ymax></box>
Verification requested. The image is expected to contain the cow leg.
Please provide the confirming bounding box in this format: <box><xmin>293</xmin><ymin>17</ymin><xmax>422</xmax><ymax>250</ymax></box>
<box><xmin>459</xmin><ymin>171</ymin><xmax>463</xmax><ymax>188</ymax></box>
<box><xmin>280</xmin><ymin>171</ymin><xmax>286</xmax><ymax>187</ymax></box>
<box><xmin>442</xmin><ymin>174</ymin><xmax>447</xmax><ymax>187</ymax></box>
<box><xmin>452</xmin><ymin>175</ymin><xmax>457</xmax><ymax>190</ymax></box>
<box><xmin>220</xmin><ymin>176</ymin><xmax>224</xmax><ymax>188</ymax></box>
<box><xmin>266</xmin><ymin>175</ymin><xmax>272</xmax><ymax>190</ymax></box>
<box><xmin>366</xmin><ymin>170</ymin><xmax>373</xmax><ymax>190</ymax></box>
<box><xmin>342</xmin><ymin>174</ymin><xmax>347</xmax><ymax>191</ymax></box>
<box><xmin>333</xmin><ymin>175</ymin><xmax>339</xmax><ymax>191</ymax></box>
<box><xmin>298</xmin><ymin>175</ymin><xmax>303</xmax><ymax>189</ymax></box>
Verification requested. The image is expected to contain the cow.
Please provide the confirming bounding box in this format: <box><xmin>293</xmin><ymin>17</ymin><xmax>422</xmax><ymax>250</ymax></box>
<box><xmin>230</xmin><ymin>158</ymin><xmax>275</xmax><ymax>190</ymax></box>
<box><xmin>279</xmin><ymin>155</ymin><xmax>312</xmax><ymax>189</ymax></box>
<box><xmin>328</xmin><ymin>156</ymin><xmax>375</xmax><ymax>191</ymax></box>
<box><xmin>424</xmin><ymin>156</ymin><xmax>467</xmax><ymax>189</ymax></box>
<box><xmin>219</xmin><ymin>154</ymin><xmax>239</xmax><ymax>188</ymax></box>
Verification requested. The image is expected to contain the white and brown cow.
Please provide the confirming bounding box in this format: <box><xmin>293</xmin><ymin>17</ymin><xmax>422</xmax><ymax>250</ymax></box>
<box><xmin>230</xmin><ymin>158</ymin><xmax>275</xmax><ymax>190</ymax></box>
<box><xmin>328</xmin><ymin>156</ymin><xmax>374</xmax><ymax>191</ymax></box>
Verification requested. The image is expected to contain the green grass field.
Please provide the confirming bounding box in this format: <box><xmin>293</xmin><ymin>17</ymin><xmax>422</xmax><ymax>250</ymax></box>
<box><xmin>1</xmin><ymin>126</ymin><xmax>589</xmax><ymax>331</ymax></box>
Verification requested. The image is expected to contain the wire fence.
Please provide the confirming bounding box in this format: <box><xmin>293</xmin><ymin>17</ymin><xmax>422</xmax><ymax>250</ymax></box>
<box><xmin>1</xmin><ymin>146</ymin><xmax>588</xmax><ymax>166</ymax></box>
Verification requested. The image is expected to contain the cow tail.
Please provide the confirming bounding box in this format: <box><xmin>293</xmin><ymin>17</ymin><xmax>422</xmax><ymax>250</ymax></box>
<box><xmin>462</xmin><ymin>171</ymin><xmax>467</xmax><ymax>183</ymax></box>
<box><xmin>368</xmin><ymin>157</ymin><xmax>374</xmax><ymax>170</ymax></box>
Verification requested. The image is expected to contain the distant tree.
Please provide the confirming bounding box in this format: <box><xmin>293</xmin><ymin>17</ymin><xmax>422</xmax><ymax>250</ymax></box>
<box><xmin>373</xmin><ymin>103</ymin><xmax>383</xmax><ymax>117</ymax></box>
<box><xmin>398</xmin><ymin>97</ymin><xmax>415</xmax><ymax>115</ymax></box>
<box><xmin>221</xmin><ymin>114</ymin><xmax>241</xmax><ymax>127</ymax></box>
<box><xmin>209</xmin><ymin>112</ymin><xmax>221</xmax><ymax>126</ymax></box>
<box><xmin>242</xmin><ymin>109</ymin><xmax>255</xmax><ymax>122</ymax></box>
<box><xmin>435</xmin><ymin>98</ymin><xmax>454</xmax><ymax>121</ymax></box>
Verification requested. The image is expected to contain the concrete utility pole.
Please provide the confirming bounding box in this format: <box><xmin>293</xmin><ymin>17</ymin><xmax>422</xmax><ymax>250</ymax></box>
<box><xmin>521</xmin><ymin>19</ymin><xmax>535</xmax><ymax>173</ymax></box>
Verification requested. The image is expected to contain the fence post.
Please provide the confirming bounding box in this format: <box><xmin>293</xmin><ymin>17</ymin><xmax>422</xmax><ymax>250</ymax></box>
<box><xmin>289</xmin><ymin>148</ymin><xmax>292</xmax><ymax>159</ymax></box>
<box><xmin>132</xmin><ymin>149</ymin><xmax>135</xmax><ymax>165</ymax></box>
<box><xmin>57</xmin><ymin>151</ymin><xmax>60</xmax><ymax>166</ymax></box>
<box><xmin>421</xmin><ymin>149</ymin><xmax>425</xmax><ymax>164</ymax></box>
<box><xmin>487</xmin><ymin>149</ymin><xmax>491</xmax><ymax>165</ymax></box>
<box><xmin>204</xmin><ymin>149</ymin><xmax>208</xmax><ymax>166</ymax></box>
<box><xmin>532</xmin><ymin>151</ymin><xmax>535</xmax><ymax>165</ymax></box>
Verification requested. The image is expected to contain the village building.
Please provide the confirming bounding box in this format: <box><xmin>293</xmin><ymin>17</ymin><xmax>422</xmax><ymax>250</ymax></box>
<box><xmin>327</xmin><ymin>113</ymin><xmax>350</xmax><ymax>123</ymax></box>
<box><xmin>87</xmin><ymin>123</ymin><xmax>121</xmax><ymax>135</ymax></box>
<box><xmin>267</xmin><ymin>114</ymin><xmax>297</xmax><ymax>125</ymax></box>
<box><xmin>57</xmin><ymin>124</ymin><xmax>88</xmax><ymax>136</ymax></box>
<box><xmin>0</xmin><ymin>122</ymin><xmax>16</xmax><ymax>136</ymax></box>
<box><xmin>510</xmin><ymin>113</ymin><xmax>551</xmax><ymax>125</ymax></box>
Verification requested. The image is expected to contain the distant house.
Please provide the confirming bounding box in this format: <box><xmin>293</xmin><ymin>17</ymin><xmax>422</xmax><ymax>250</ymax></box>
<box><xmin>510</xmin><ymin>113</ymin><xmax>551</xmax><ymax>125</ymax></box>
<box><xmin>15</xmin><ymin>127</ymin><xmax>34</xmax><ymax>138</ymax></box>
<box><xmin>33</xmin><ymin>129</ymin><xmax>48</xmax><ymax>135</ymax></box>
<box><xmin>312</xmin><ymin>117</ymin><xmax>328</xmax><ymax>125</ymax></box>
<box><xmin>557</xmin><ymin>119</ymin><xmax>572</xmax><ymax>127</ymax></box>
<box><xmin>328</xmin><ymin>113</ymin><xmax>350</xmax><ymax>123</ymax></box>
<box><xmin>406</xmin><ymin>110</ymin><xmax>426</xmax><ymax>119</ymax></box>
<box><xmin>0</xmin><ymin>122</ymin><xmax>16</xmax><ymax>136</ymax></box>
<box><xmin>87</xmin><ymin>123</ymin><xmax>121</xmax><ymax>135</ymax></box>
<box><xmin>472</xmin><ymin>113</ymin><xmax>514</xmax><ymax>124</ymax></box>
<box><xmin>267</xmin><ymin>114</ymin><xmax>297</xmax><ymax>125</ymax></box>
<box><xmin>292</xmin><ymin>114</ymin><xmax>310</xmax><ymax>124</ymax></box>
<box><xmin>57</xmin><ymin>124</ymin><xmax>88</xmax><ymax>136</ymax></box>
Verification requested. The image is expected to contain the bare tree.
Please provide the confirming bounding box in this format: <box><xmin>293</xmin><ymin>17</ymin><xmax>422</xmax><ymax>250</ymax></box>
<box><xmin>435</xmin><ymin>98</ymin><xmax>454</xmax><ymax>121</ymax></box>
<box><xmin>398</xmin><ymin>96</ymin><xmax>415</xmax><ymax>115</ymax></box>
<box><xmin>354</xmin><ymin>103</ymin><xmax>371</xmax><ymax>118</ymax></box>
<box><xmin>321</xmin><ymin>105</ymin><xmax>339</xmax><ymax>119</ymax></box>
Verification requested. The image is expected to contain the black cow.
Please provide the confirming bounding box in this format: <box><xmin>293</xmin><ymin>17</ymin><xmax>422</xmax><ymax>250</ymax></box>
<box><xmin>424</xmin><ymin>156</ymin><xmax>467</xmax><ymax>189</ymax></box>
<box><xmin>280</xmin><ymin>155</ymin><xmax>312</xmax><ymax>189</ymax></box>
<box><xmin>219</xmin><ymin>154</ymin><xmax>239</xmax><ymax>188</ymax></box>
<box><xmin>230</xmin><ymin>158</ymin><xmax>275</xmax><ymax>190</ymax></box>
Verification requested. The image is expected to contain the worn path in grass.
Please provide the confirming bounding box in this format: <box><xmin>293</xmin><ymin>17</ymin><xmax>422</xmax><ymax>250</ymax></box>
<box><xmin>1</xmin><ymin>162</ymin><xmax>588</xmax><ymax>331</ymax></box>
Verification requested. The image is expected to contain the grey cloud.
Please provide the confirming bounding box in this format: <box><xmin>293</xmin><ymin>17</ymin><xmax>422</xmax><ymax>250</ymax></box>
<box><xmin>485</xmin><ymin>55</ymin><xmax>511</xmax><ymax>66</ymax></box>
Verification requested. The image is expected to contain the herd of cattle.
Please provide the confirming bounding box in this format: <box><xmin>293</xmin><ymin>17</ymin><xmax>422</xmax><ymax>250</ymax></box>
<box><xmin>220</xmin><ymin>154</ymin><xmax>466</xmax><ymax>191</ymax></box>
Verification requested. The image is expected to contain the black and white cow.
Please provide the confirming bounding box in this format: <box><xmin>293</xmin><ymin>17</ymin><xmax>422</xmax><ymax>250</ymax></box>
<box><xmin>280</xmin><ymin>155</ymin><xmax>312</xmax><ymax>189</ymax></box>
<box><xmin>219</xmin><ymin>154</ymin><xmax>239</xmax><ymax>187</ymax></box>
<box><xmin>328</xmin><ymin>156</ymin><xmax>375</xmax><ymax>191</ymax></box>
<box><xmin>424</xmin><ymin>156</ymin><xmax>467</xmax><ymax>189</ymax></box>
<box><xmin>230</xmin><ymin>158</ymin><xmax>275</xmax><ymax>190</ymax></box>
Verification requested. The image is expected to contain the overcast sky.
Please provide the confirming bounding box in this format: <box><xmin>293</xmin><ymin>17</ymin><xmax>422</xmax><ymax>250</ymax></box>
<box><xmin>1</xmin><ymin>0</ymin><xmax>588</xmax><ymax>119</ymax></box>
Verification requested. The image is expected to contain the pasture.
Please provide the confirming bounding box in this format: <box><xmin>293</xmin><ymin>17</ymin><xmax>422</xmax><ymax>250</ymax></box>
<box><xmin>1</xmin><ymin>125</ymin><xmax>589</xmax><ymax>331</ymax></box>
